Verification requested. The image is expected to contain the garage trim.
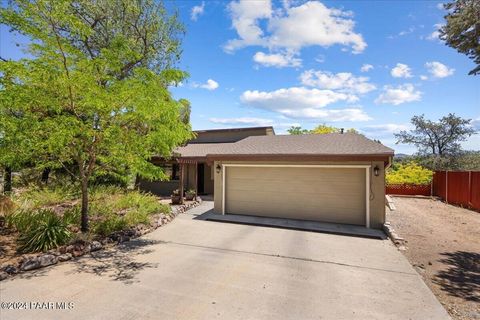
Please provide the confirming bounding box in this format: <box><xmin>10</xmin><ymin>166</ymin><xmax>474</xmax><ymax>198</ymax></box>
<box><xmin>221</xmin><ymin>164</ymin><xmax>371</xmax><ymax>228</ymax></box>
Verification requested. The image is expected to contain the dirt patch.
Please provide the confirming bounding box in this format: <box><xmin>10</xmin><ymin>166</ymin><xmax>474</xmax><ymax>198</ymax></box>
<box><xmin>387</xmin><ymin>197</ymin><xmax>480</xmax><ymax>320</ymax></box>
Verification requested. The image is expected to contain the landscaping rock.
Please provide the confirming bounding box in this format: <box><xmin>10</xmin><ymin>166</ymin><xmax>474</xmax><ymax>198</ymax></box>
<box><xmin>90</xmin><ymin>241</ymin><xmax>102</xmax><ymax>252</ymax></box>
<box><xmin>58</xmin><ymin>253</ymin><xmax>72</xmax><ymax>262</ymax></box>
<box><xmin>38</xmin><ymin>254</ymin><xmax>58</xmax><ymax>267</ymax></box>
<box><xmin>65</xmin><ymin>245</ymin><xmax>75</xmax><ymax>253</ymax></box>
<box><xmin>3</xmin><ymin>265</ymin><xmax>18</xmax><ymax>274</ymax></box>
<box><xmin>0</xmin><ymin>271</ymin><xmax>8</xmax><ymax>281</ymax></box>
<box><xmin>72</xmin><ymin>250</ymin><xmax>84</xmax><ymax>257</ymax></box>
<box><xmin>20</xmin><ymin>257</ymin><xmax>41</xmax><ymax>271</ymax></box>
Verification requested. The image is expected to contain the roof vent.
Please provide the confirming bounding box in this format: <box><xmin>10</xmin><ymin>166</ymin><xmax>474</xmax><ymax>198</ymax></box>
<box><xmin>340</xmin><ymin>128</ymin><xmax>344</xmax><ymax>134</ymax></box>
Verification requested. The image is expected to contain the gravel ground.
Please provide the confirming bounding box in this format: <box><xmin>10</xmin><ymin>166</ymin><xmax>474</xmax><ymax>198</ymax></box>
<box><xmin>387</xmin><ymin>197</ymin><xmax>480</xmax><ymax>320</ymax></box>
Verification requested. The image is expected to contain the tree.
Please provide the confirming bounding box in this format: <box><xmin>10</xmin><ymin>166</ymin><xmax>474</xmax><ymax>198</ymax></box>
<box><xmin>394</xmin><ymin>114</ymin><xmax>477</xmax><ymax>157</ymax></box>
<box><xmin>287</xmin><ymin>126</ymin><xmax>309</xmax><ymax>135</ymax></box>
<box><xmin>440</xmin><ymin>0</ymin><xmax>480</xmax><ymax>75</ymax></box>
<box><xmin>287</xmin><ymin>124</ymin><xmax>361</xmax><ymax>135</ymax></box>
<box><xmin>0</xmin><ymin>0</ymin><xmax>192</xmax><ymax>232</ymax></box>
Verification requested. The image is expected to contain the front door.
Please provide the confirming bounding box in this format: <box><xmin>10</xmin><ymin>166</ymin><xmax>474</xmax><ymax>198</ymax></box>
<box><xmin>197</xmin><ymin>163</ymin><xmax>205</xmax><ymax>194</ymax></box>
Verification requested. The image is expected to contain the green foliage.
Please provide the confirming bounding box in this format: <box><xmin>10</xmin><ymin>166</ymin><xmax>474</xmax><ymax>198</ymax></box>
<box><xmin>395</xmin><ymin>114</ymin><xmax>477</xmax><ymax>160</ymax></box>
<box><xmin>387</xmin><ymin>162</ymin><xmax>433</xmax><ymax>185</ymax></box>
<box><xmin>287</xmin><ymin>126</ymin><xmax>309</xmax><ymax>135</ymax></box>
<box><xmin>62</xmin><ymin>206</ymin><xmax>81</xmax><ymax>226</ymax></box>
<box><xmin>0</xmin><ymin>0</ymin><xmax>192</xmax><ymax>232</ymax></box>
<box><xmin>287</xmin><ymin>125</ymin><xmax>361</xmax><ymax>135</ymax></box>
<box><xmin>12</xmin><ymin>186</ymin><xmax>77</xmax><ymax>210</ymax></box>
<box><xmin>8</xmin><ymin>209</ymin><xmax>72</xmax><ymax>253</ymax></box>
<box><xmin>440</xmin><ymin>0</ymin><xmax>480</xmax><ymax>75</ymax></box>
<box><xmin>89</xmin><ymin>187</ymin><xmax>169</xmax><ymax>236</ymax></box>
<box><xmin>92</xmin><ymin>214</ymin><xmax>128</xmax><ymax>237</ymax></box>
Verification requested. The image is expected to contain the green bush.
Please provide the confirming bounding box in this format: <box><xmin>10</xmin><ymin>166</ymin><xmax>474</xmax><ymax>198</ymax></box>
<box><xmin>13</xmin><ymin>209</ymin><xmax>72</xmax><ymax>253</ymax></box>
<box><xmin>62</xmin><ymin>206</ymin><xmax>81</xmax><ymax>226</ymax></box>
<box><xmin>13</xmin><ymin>186</ymin><xmax>77</xmax><ymax>210</ymax></box>
<box><xmin>92</xmin><ymin>214</ymin><xmax>128</xmax><ymax>236</ymax></box>
<box><xmin>387</xmin><ymin>162</ymin><xmax>433</xmax><ymax>185</ymax></box>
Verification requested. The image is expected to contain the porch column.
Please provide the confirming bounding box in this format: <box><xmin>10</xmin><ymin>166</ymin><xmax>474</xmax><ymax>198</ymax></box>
<box><xmin>195</xmin><ymin>162</ymin><xmax>198</xmax><ymax>198</ymax></box>
<box><xmin>179</xmin><ymin>163</ymin><xmax>184</xmax><ymax>204</ymax></box>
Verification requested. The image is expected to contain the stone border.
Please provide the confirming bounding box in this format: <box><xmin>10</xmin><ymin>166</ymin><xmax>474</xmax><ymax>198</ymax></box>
<box><xmin>0</xmin><ymin>199</ymin><xmax>202</xmax><ymax>281</ymax></box>
<box><xmin>383</xmin><ymin>222</ymin><xmax>407</xmax><ymax>251</ymax></box>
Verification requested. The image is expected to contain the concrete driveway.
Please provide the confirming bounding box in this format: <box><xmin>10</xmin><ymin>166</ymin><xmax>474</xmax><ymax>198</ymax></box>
<box><xmin>0</xmin><ymin>201</ymin><xmax>449</xmax><ymax>320</ymax></box>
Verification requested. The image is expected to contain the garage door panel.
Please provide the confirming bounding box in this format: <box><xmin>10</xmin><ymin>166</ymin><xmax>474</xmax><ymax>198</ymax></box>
<box><xmin>225</xmin><ymin>166</ymin><xmax>366</xmax><ymax>226</ymax></box>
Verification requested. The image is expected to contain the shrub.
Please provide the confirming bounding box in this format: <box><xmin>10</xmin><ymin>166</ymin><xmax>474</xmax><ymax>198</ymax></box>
<box><xmin>13</xmin><ymin>185</ymin><xmax>77</xmax><ymax>210</ymax></box>
<box><xmin>62</xmin><ymin>206</ymin><xmax>81</xmax><ymax>226</ymax></box>
<box><xmin>15</xmin><ymin>209</ymin><xmax>72</xmax><ymax>253</ymax></box>
<box><xmin>387</xmin><ymin>162</ymin><xmax>433</xmax><ymax>185</ymax></box>
<box><xmin>93</xmin><ymin>214</ymin><xmax>128</xmax><ymax>236</ymax></box>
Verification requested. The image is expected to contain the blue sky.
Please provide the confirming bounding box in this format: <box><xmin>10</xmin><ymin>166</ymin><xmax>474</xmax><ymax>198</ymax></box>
<box><xmin>1</xmin><ymin>0</ymin><xmax>479</xmax><ymax>154</ymax></box>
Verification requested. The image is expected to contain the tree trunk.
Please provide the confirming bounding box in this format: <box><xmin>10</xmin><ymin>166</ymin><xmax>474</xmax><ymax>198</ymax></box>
<box><xmin>41</xmin><ymin>168</ymin><xmax>51</xmax><ymax>185</ymax></box>
<box><xmin>4</xmin><ymin>167</ymin><xmax>12</xmax><ymax>194</ymax></box>
<box><xmin>80</xmin><ymin>178</ymin><xmax>89</xmax><ymax>232</ymax></box>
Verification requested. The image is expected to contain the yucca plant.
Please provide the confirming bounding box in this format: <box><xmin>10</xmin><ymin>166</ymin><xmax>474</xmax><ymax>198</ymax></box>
<box><xmin>17</xmin><ymin>209</ymin><xmax>72</xmax><ymax>253</ymax></box>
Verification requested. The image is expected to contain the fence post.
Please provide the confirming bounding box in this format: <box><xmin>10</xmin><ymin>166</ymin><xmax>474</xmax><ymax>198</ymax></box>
<box><xmin>445</xmin><ymin>170</ymin><xmax>448</xmax><ymax>204</ymax></box>
<box><xmin>469</xmin><ymin>171</ymin><xmax>472</xmax><ymax>207</ymax></box>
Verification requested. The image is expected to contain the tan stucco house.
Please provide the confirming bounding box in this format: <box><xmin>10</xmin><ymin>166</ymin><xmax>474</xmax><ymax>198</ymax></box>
<box><xmin>139</xmin><ymin>126</ymin><xmax>394</xmax><ymax>230</ymax></box>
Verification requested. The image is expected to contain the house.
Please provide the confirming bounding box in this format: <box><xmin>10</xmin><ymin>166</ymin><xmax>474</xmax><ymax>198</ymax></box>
<box><xmin>139</xmin><ymin>127</ymin><xmax>394</xmax><ymax>229</ymax></box>
<box><xmin>137</xmin><ymin>126</ymin><xmax>275</xmax><ymax>196</ymax></box>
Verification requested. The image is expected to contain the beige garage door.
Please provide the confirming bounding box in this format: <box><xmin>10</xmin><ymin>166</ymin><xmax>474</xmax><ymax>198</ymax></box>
<box><xmin>225</xmin><ymin>166</ymin><xmax>367</xmax><ymax>226</ymax></box>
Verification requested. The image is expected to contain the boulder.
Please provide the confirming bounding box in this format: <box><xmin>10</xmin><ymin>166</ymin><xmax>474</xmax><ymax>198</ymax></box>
<box><xmin>90</xmin><ymin>241</ymin><xmax>102</xmax><ymax>252</ymax></box>
<box><xmin>58</xmin><ymin>253</ymin><xmax>72</xmax><ymax>262</ymax></box>
<box><xmin>37</xmin><ymin>254</ymin><xmax>58</xmax><ymax>267</ymax></box>
<box><xmin>20</xmin><ymin>257</ymin><xmax>40</xmax><ymax>271</ymax></box>
<box><xmin>0</xmin><ymin>271</ymin><xmax>8</xmax><ymax>281</ymax></box>
<box><xmin>3</xmin><ymin>265</ymin><xmax>18</xmax><ymax>275</ymax></box>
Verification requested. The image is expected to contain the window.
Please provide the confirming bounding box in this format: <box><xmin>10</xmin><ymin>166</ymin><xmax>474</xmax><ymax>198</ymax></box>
<box><xmin>160</xmin><ymin>163</ymin><xmax>180</xmax><ymax>181</ymax></box>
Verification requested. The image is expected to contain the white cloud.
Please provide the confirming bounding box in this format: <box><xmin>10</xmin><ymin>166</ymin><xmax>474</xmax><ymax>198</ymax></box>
<box><xmin>470</xmin><ymin>117</ymin><xmax>480</xmax><ymax>130</ymax></box>
<box><xmin>420</xmin><ymin>75</ymin><xmax>428</xmax><ymax>81</ymax></box>
<box><xmin>425</xmin><ymin>61</ymin><xmax>454</xmax><ymax>78</ymax></box>
<box><xmin>224</xmin><ymin>0</ymin><xmax>272</xmax><ymax>51</ymax></box>
<box><xmin>240</xmin><ymin>87</ymin><xmax>370</xmax><ymax>121</ymax></box>
<box><xmin>360</xmin><ymin>64</ymin><xmax>373</xmax><ymax>72</ymax></box>
<box><xmin>209</xmin><ymin>117</ymin><xmax>274</xmax><ymax>126</ymax></box>
<box><xmin>390</xmin><ymin>63</ymin><xmax>413</xmax><ymax>78</ymax></box>
<box><xmin>191</xmin><ymin>2</ymin><xmax>205</xmax><ymax>21</ymax></box>
<box><xmin>426</xmin><ymin>23</ymin><xmax>443</xmax><ymax>41</ymax></box>
<box><xmin>436</xmin><ymin>3</ymin><xmax>444</xmax><ymax>10</ymax></box>
<box><xmin>375</xmin><ymin>84</ymin><xmax>422</xmax><ymax>105</ymax></box>
<box><xmin>225</xmin><ymin>0</ymin><xmax>366</xmax><ymax>55</ymax></box>
<box><xmin>253</xmin><ymin>51</ymin><xmax>301</xmax><ymax>68</ymax></box>
<box><xmin>193</xmin><ymin>79</ymin><xmax>219</xmax><ymax>90</ymax></box>
<box><xmin>300</xmin><ymin>70</ymin><xmax>376</xmax><ymax>94</ymax></box>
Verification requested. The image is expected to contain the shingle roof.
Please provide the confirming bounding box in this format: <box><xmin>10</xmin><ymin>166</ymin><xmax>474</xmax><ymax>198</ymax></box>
<box><xmin>176</xmin><ymin>133</ymin><xmax>394</xmax><ymax>158</ymax></box>
<box><xmin>207</xmin><ymin>133</ymin><xmax>394</xmax><ymax>156</ymax></box>
<box><xmin>174</xmin><ymin>143</ymin><xmax>235</xmax><ymax>158</ymax></box>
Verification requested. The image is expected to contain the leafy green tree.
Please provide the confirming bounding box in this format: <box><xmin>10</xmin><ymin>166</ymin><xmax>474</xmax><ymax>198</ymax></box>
<box><xmin>0</xmin><ymin>0</ymin><xmax>192</xmax><ymax>232</ymax></box>
<box><xmin>394</xmin><ymin>114</ymin><xmax>477</xmax><ymax>157</ymax></box>
<box><xmin>287</xmin><ymin>126</ymin><xmax>309</xmax><ymax>135</ymax></box>
<box><xmin>386</xmin><ymin>162</ymin><xmax>433</xmax><ymax>185</ymax></box>
<box><xmin>287</xmin><ymin>124</ymin><xmax>361</xmax><ymax>135</ymax></box>
<box><xmin>440</xmin><ymin>0</ymin><xmax>480</xmax><ymax>75</ymax></box>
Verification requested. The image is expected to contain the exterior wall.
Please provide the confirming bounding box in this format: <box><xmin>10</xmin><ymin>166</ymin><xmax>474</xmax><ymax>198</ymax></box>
<box><xmin>213</xmin><ymin>160</ymin><xmax>386</xmax><ymax>229</ymax></box>
<box><xmin>186</xmin><ymin>164</ymin><xmax>196</xmax><ymax>191</ymax></box>
<box><xmin>190</xmin><ymin>127</ymin><xmax>274</xmax><ymax>144</ymax></box>
<box><xmin>137</xmin><ymin>178</ymin><xmax>178</xmax><ymax>196</ymax></box>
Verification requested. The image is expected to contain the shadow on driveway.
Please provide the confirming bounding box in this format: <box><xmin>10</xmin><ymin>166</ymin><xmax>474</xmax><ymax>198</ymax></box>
<box><xmin>66</xmin><ymin>238</ymin><xmax>165</xmax><ymax>285</ymax></box>
<box><xmin>433</xmin><ymin>251</ymin><xmax>480</xmax><ymax>302</ymax></box>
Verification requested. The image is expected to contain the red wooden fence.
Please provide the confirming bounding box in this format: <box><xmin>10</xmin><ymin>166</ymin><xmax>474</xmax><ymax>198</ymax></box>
<box><xmin>433</xmin><ymin>171</ymin><xmax>480</xmax><ymax>211</ymax></box>
<box><xmin>386</xmin><ymin>184</ymin><xmax>431</xmax><ymax>196</ymax></box>
<box><xmin>386</xmin><ymin>171</ymin><xmax>480</xmax><ymax>211</ymax></box>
